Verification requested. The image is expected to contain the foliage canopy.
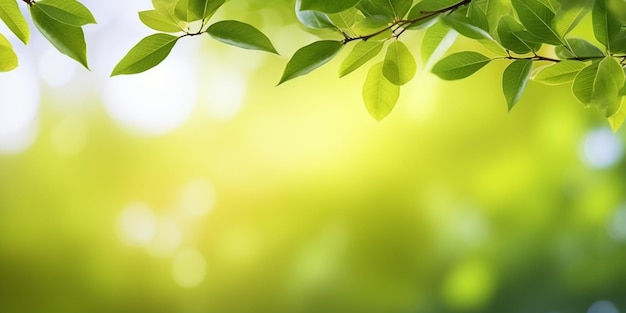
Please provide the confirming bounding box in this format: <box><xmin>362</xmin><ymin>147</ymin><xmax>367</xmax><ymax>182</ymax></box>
<box><xmin>2</xmin><ymin>0</ymin><xmax>626</xmax><ymax>130</ymax></box>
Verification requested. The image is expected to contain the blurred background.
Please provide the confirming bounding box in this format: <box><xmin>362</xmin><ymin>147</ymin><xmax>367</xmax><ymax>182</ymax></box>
<box><xmin>1</xmin><ymin>1</ymin><xmax>626</xmax><ymax>312</ymax></box>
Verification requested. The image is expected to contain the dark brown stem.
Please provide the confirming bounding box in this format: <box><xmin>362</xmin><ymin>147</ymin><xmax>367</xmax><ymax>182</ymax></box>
<box><xmin>22</xmin><ymin>0</ymin><xmax>35</xmax><ymax>6</ymax></box>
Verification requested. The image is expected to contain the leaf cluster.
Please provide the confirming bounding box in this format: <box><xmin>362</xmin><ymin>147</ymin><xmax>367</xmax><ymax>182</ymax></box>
<box><xmin>1</xmin><ymin>0</ymin><xmax>626</xmax><ymax>130</ymax></box>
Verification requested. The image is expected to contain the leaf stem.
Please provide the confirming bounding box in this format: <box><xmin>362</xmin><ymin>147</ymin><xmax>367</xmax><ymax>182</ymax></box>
<box><xmin>22</xmin><ymin>0</ymin><xmax>35</xmax><ymax>5</ymax></box>
<box><xmin>342</xmin><ymin>0</ymin><xmax>472</xmax><ymax>44</ymax></box>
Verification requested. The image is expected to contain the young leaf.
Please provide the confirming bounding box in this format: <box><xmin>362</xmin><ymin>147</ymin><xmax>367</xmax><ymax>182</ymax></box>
<box><xmin>206</xmin><ymin>20</ymin><xmax>278</xmax><ymax>54</ymax></box>
<box><xmin>421</xmin><ymin>22</ymin><xmax>457</xmax><ymax>68</ymax></box>
<box><xmin>328</xmin><ymin>8</ymin><xmax>358</xmax><ymax>33</ymax></box>
<box><xmin>358</xmin><ymin>0</ymin><xmax>412</xmax><ymax>20</ymax></box>
<box><xmin>139</xmin><ymin>10</ymin><xmax>182</xmax><ymax>32</ymax></box>
<box><xmin>299</xmin><ymin>0</ymin><xmax>361</xmax><ymax>14</ymax></box>
<box><xmin>111</xmin><ymin>33</ymin><xmax>179</xmax><ymax>76</ymax></box>
<box><xmin>0</xmin><ymin>0</ymin><xmax>30</xmax><ymax>44</ymax></box>
<box><xmin>533</xmin><ymin>60</ymin><xmax>586</xmax><ymax>85</ymax></box>
<box><xmin>555</xmin><ymin>37</ymin><xmax>605</xmax><ymax>59</ymax></box>
<box><xmin>431</xmin><ymin>51</ymin><xmax>491</xmax><ymax>80</ymax></box>
<box><xmin>278</xmin><ymin>40</ymin><xmax>343</xmax><ymax>85</ymax></box>
<box><xmin>592</xmin><ymin>0</ymin><xmax>621</xmax><ymax>52</ymax></box>
<box><xmin>296</xmin><ymin>0</ymin><xmax>336</xmax><ymax>29</ymax></box>
<box><xmin>608</xmin><ymin>100</ymin><xmax>626</xmax><ymax>132</ymax></box>
<box><xmin>502</xmin><ymin>59</ymin><xmax>533</xmax><ymax>110</ymax></box>
<box><xmin>553</xmin><ymin>0</ymin><xmax>593</xmax><ymax>36</ymax></box>
<box><xmin>443</xmin><ymin>15</ymin><xmax>492</xmax><ymax>40</ymax></box>
<box><xmin>363</xmin><ymin>62</ymin><xmax>400</xmax><ymax>121</ymax></box>
<box><xmin>188</xmin><ymin>0</ymin><xmax>225</xmax><ymax>20</ymax></box>
<box><xmin>572</xmin><ymin>57</ymin><xmax>625</xmax><ymax>117</ymax></box>
<box><xmin>383</xmin><ymin>41</ymin><xmax>417</xmax><ymax>85</ymax></box>
<box><xmin>34</xmin><ymin>0</ymin><xmax>96</xmax><ymax>27</ymax></box>
<box><xmin>30</xmin><ymin>5</ymin><xmax>88</xmax><ymax>68</ymax></box>
<box><xmin>497</xmin><ymin>16</ymin><xmax>541</xmax><ymax>54</ymax></box>
<box><xmin>511</xmin><ymin>0</ymin><xmax>562</xmax><ymax>45</ymax></box>
<box><xmin>0</xmin><ymin>33</ymin><xmax>18</xmax><ymax>71</ymax></box>
<box><xmin>339</xmin><ymin>40</ymin><xmax>385</xmax><ymax>77</ymax></box>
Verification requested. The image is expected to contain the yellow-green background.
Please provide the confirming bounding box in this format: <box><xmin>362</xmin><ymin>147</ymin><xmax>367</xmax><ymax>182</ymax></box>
<box><xmin>1</xmin><ymin>1</ymin><xmax>625</xmax><ymax>312</ymax></box>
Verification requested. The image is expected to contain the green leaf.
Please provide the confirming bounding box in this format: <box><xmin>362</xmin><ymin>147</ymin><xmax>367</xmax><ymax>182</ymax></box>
<box><xmin>421</xmin><ymin>22</ymin><xmax>457</xmax><ymax>67</ymax></box>
<box><xmin>363</xmin><ymin>62</ymin><xmax>400</xmax><ymax>121</ymax></box>
<box><xmin>533</xmin><ymin>60</ymin><xmax>587</xmax><ymax>85</ymax></box>
<box><xmin>553</xmin><ymin>0</ymin><xmax>593</xmax><ymax>36</ymax></box>
<box><xmin>206</xmin><ymin>20</ymin><xmax>278</xmax><ymax>54</ymax></box>
<box><xmin>502</xmin><ymin>59</ymin><xmax>533</xmax><ymax>110</ymax></box>
<box><xmin>35</xmin><ymin>0</ymin><xmax>96</xmax><ymax>27</ymax></box>
<box><xmin>572</xmin><ymin>57</ymin><xmax>625</xmax><ymax>116</ymax></box>
<box><xmin>431</xmin><ymin>51</ymin><xmax>491</xmax><ymax>80</ymax></box>
<box><xmin>592</xmin><ymin>0</ymin><xmax>621</xmax><ymax>52</ymax></box>
<box><xmin>497</xmin><ymin>16</ymin><xmax>541</xmax><ymax>54</ymax></box>
<box><xmin>339</xmin><ymin>40</ymin><xmax>385</xmax><ymax>77</ymax></box>
<box><xmin>511</xmin><ymin>0</ymin><xmax>562</xmax><ymax>45</ymax></box>
<box><xmin>30</xmin><ymin>5</ymin><xmax>88</xmax><ymax>68</ymax></box>
<box><xmin>555</xmin><ymin>37</ymin><xmax>605</xmax><ymax>59</ymax></box>
<box><xmin>139</xmin><ymin>10</ymin><xmax>181</xmax><ymax>32</ymax></box>
<box><xmin>358</xmin><ymin>0</ymin><xmax>412</xmax><ymax>20</ymax></box>
<box><xmin>278</xmin><ymin>40</ymin><xmax>343</xmax><ymax>85</ymax></box>
<box><xmin>188</xmin><ymin>0</ymin><xmax>225</xmax><ymax>20</ymax></box>
<box><xmin>443</xmin><ymin>15</ymin><xmax>493</xmax><ymax>40</ymax></box>
<box><xmin>0</xmin><ymin>0</ymin><xmax>30</xmax><ymax>44</ymax></box>
<box><xmin>299</xmin><ymin>0</ymin><xmax>361</xmax><ymax>14</ymax></box>
<box><xmin>295</xmin><ymin>0</ymin><xmax>336</xmax><ymax>29</ymax></box>
<box><xmin>328</xmin><ymin>8</ymin><xmax>358</xmax><ymax>33</ymax></box>
<box><xmin>0</xmin><ymin>32</ymin><xmax>18</xmax><ymax>71</ymax></box>
<box><xmin>608</xmin><ymin>99</ymin><xmax>626</xmax><ymax>132</ymax></box>
<box><xmin>486</xmin><ymin>0</ymin><xmax>511</xmax><ymax>34</ymax></box>
<box><xmin>353</xmin><ymin>15</ymin><xmax>390</xmax><ymax>34</ymax></box>
<box><xmin>412</xmin><ymin>0</ymin><xmax>460</xmax><ymax>12</ymax></box>
<box><xmin>467</xmin><ymin>1</ymin><xmax>490</xmax><ymax>32</ymax></box>
<box><xmin>111</xmin><ymin>33</ymin><xmax>179</xmax><ymax>76</ymax></box>
<box><xmin>383</xmin><ymin>41</ymin><xmax>417</xmax><ymax>85</ymax></box>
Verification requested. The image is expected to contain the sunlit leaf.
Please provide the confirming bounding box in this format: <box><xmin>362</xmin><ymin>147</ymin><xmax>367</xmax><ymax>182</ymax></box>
<box><xmin>0</xmin><ymin>0</ymin><xmax>30</xmax><ymax>44</ymax></box>
<box><xmin>553</xmin><ymin>0</ymin><xmax>593</xmax><ymax>36</ymax></box>
<box><xmin>592</xmin><ymin>0</ymin><xmax>621</xmax><ymax>52</ymax></box>
<box><xmin>363</xmin><ymin>62</ymin><xmax>400</xmax><ymax>121</ymax></box>
<box><xmin>443</xmin><ymin>15</ymin><xmax>492</xmax><ymax>40</ymax></box>
<box><xmin>383</xmin><ymin>41</ymin><xmax>417</xmax><ymax>85</ymax></box>
<box><xmin>467</xmin><ymin>1</ymin><xmax>490</xmax><ymax>31</ymax></box>
<box><xmin>0</xmin><ymin>32</ymin><xmax>18</xmax><ymax>71</ymax></box>
<box><xmin>533</xmin><ymin>60</ymin><xmax>586</xmax><ymax>85</ymax></box>
<box><xmin>328</xmin><ymin>8</ymin><xmax>358</xmax><ymax>33</ymax></box>
<box><xmin>111</xmin><ymin>33</ymin><xmax>179</xmax><ymax>76</ymax></box>
<box><xmin>431</xmin><ymin>51</ymin><xmax>491</xmax><ymax>80</ymax></box>
<box><xmin>278</xmin><ymin>40</ymin><xmax>343</xmax><ymax>85</ymax></box>
<box><xmin>608</xmin><ymin>99</ymin><xmax>626</xmax><ymax>132</ymax></box>
<box><xmin>358</xmin><ymin>0</ymin><xmax>412</xmax><ymax>20</ymax></box>
<box><xmin>412</xmin><ymin>0</ymin><xmax>460</xmax><ymax>12</ymax></box>
<box><xmin>497</xmin><ymin>16</ymin><xmax>541</xmax><ymax>54</ymax></box>
<box><xmin>511</xmin><ymin>0</ymin><xmax>562</xmax><ymax>45</ymax></box>
<box><xmin>295</xmin><ymin>0</ymin><xmax>336</xmax><ymax>29</ymax></box>
<box><xmin>189</xmin><ymin>0</ymin><xmax>225</xmax><ymax>20</ymax></box>
<box><xmin>572</xmin><ymin>57</ymin><xmax>625</xmax><ymax>117</ymax></box>
<box><xmin>206</xmin><ymin>20</ymin><xmax>278</xmax><ymax>54</ymax></box>
<box><xmin>339</xmin><ymin>40</ymin><xmax>385</xmax><ymax>77</ymax></box>
<box><xmin>555</xmin><ymin>37</ymin><xmax>605</xmax><ymax>59</ymax></box>
<box><xmin>299</xmin><ymin>0</ymin><xmax>361</xmax><ymax>14</ymax></box>
<box><xmin>35</xmin><ymin>0</ymin><xmax>96</xmax><ymax>27</ymax></box>
<box><xmin>139</xmin><ymin>10</ymin><xmax>181</xmax><ymax>32</ymax></box>
<box><xmin>30</xmin><ymin>5</ymin><xmax>88</xmax><ymax>68</ymax></box>
<box><xmin>502</xmin><ymin>59</ymin><xmax>533</xmax><ymax>110</ymax></box>
<box><xmin>421</xmin><ymin>22</ymin><xmax>457</xmax><ymax>67</ymax></box>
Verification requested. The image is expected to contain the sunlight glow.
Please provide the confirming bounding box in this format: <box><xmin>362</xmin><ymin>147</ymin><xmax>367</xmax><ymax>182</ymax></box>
<box><xmin>51</xmin><ymin>117</ymin><xmax>88</xmax><ymax>156</ymax></box>
<box><xmin>103</xmin><ymin>56</ymin><xmax>198</xmax><ymax>136</ymax></box>
<box><xmin>172</xmin><ymin>247</ymin><xmax>207</xmax><ymax>288</ymax></box>
<box><xmin>38</xmin><ymin>48</ymin><xmax>77</xmax><ymax>87</ymax></box>
<box><xmin>607</xmin><ymin>205</ymin><xmax>626</xmax><ymax>243</ymax></box>
<box><xmin>178</xmin><ymin>178</ymin><xmax>217</xmax><ymax>219</ymax></box>
<box><xmin>580</xmin><ymin>128</ymin><xmax>623</xmax><ymax>169</ymax></box>
<box><xmin>204</xmin><ymin>69</ymin><xmax>247</xmax><ymax>120</ymax></box>
<box><xmin>117</xmin><ymin>202</ymin><xmax>157</xmax><ymax>246</ymax></box>
<box><xmin>148</xmin><ymin>218</ymin><xmax>183</xmax><ymax>258</ymax></box>
<box><xmin>0</xmin><ymin>62</ymin><xmax>40</xmax><ymax>154</ymax></box>
<box><xmin>587</xmin><ymin>300</ymin><xmax>619</xmax><ymax>313</ymax></box>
